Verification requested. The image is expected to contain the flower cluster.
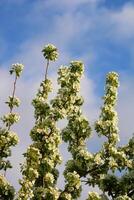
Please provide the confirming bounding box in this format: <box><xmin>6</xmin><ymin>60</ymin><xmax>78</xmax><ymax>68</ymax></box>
<box><xmin>42</xmin><ymin>44</ymin><xmax>59</xmax><ymax>61</ymax></box>
<box><xmin>1</xmin><ymin>113</ymin><xmax>20</xmax><ymax>127</ymax></box>
<box><xmin>60</xmin><ymin>171</ymin><xmax>81</xmax><ymax>199</ymax></box>
<box><xmin>0</xmin><ymin>129</ymin><xmax>19</xmax><ymax>163</ymax></box>
<box><xmin>95</xmin><ymin>72</ymin><xmax>119</xmax><ymax>140</ymax></box>
<box><xmin>0</xmin><ymin>174</ymin><xmax>15</xmax><ymax>200</ymax></box>
<box><xmin>51</xmin><ymin>61</ymin><xmax>84</xmax><ymax>119</ymax></box>
<box><xmin>55</xmin><ymin>61</ymin><xmax>93</xmax><ymax>199</ymax></box>
<box><xmin>86</xmin><ymin>192</ymin><xmax>102</xmax><ymax>200</ymax></box>
<box><xmin>17</xmin><ymin>45</ymin><xmax>63</xmax><ymax>199</ymax></box>
<box><xmin>89</xmin><ymin>72</ymin><xmax>133</xmax><ymax>199</ymax></box>
<box><xmin>17</xmin><ymin>146</ymin><xmax>41</xmax><ymax>200</ymax></box>
<box><xmin>9</xmin><ymin>63</ymin><xmax>24</xmax><ymax>77</ymax></box>
<box><xmin>18</xmin><ymin>89</ymin><xmax>58</xmax><ymax>198</ymax></box>
<box><xmin>0</xmin><ymin>63</ymin><xmax>23</xmax><ymax>200</ymax></box>
<box><xmin>5</xmin><ymin>96</ymin><xmax>20</xmax><ymax>110</ymax></box>
<box><xmin>93</xmin><ymin>73</ymin><xmax>121</xmax><ymax>177</ymax></box>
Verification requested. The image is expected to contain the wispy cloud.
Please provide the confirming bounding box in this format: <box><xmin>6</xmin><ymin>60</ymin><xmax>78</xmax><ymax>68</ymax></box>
<box><xmin>110</xmin><ymin>3</ymin><xmax>134</xmax><ymax>40</ymax></box>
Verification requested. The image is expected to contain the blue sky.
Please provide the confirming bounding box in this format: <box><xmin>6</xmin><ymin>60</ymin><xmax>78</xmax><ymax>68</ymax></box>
<box><xmin>0</xmin><ymin>0</ymin><xmax>134</xmax><ymax>86</ymax></box>
<box><xmin>0</xmin><ymin>0</ymin><xmax>134</xmax><ymax>198</ymax></box>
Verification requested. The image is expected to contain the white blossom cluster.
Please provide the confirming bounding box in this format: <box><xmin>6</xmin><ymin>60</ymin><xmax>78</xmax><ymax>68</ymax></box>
<box><xmin>17</xmin><ymin>45</ymin><xmax>61</xmax><ymax>199</ymax></box>
<box><xmin>86</xmin><ymin>192</ymin><xmax>102</xmax><ymax>200</ymax></box>
<box><xmin>42</xmin><ymin>44</ymin><xmax>59</xmax><ymax>61</ymax></box>
<box><xmin>1</xmin><ymin>113</ymin><xmax>20</xmax><ymax>127</ymax></box>
<box><xmin>57</xmin><ymin>61</ymin><xmax>93</xmax><ymax>199</ymax></box>
<box><xmin>91</xmin><ymin>72</ymin><xmax>133</xmax><ymax>199</ymax></box>
<box><xmin>18</xmin><ymin>46</ymin><xmax>80</xmax><ymax>199</ymax></box>
<box><xmin>0</xmin><ymin>63</ymin><xmax>23</xmax><ymax>200</ymax></box>
<box><xmin>10</xmin><ymin>63</ymin><xmax>24</xmax><ymax>77</ymax></box>
<box><xmin>0</xmin><ymin>174</ymin><xmax>15</xmax><ymax>199</ymax></box>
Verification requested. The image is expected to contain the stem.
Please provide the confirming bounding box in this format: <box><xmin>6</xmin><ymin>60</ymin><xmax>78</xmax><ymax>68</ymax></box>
<box><xmin>45</xmin><ymin>59</ymin><xmax>49</xmax><ymax>81</ymax></box>
<box><xmin>4</xmin><ymin>75</ymin><xmax>17</xmax><ymax>177</ymax></box>
<box><xmin>4</xmin><ymin>170</ymin><xmax>6</xmax><ymax>177</ymax></box>
<box><xmin>9</xmin><ymin>74</ymin><xmax>17</xmax><ymax>113</ymax></box>
<box><xmin>8</xmin><ymin>75</ymin><xmax>17</xmax><ymax>130</ymax></box>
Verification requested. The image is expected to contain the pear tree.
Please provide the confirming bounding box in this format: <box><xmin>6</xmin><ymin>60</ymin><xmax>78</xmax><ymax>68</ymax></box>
<box><xmin>0</xmin><ymin>44</ymin><xmax>133</xmax><ymax>200</ymax></box>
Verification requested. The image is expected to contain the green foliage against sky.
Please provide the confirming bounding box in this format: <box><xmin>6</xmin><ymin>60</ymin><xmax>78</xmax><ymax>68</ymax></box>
<box><xmin>0</xmin><ymin>44</ymin><xmax>133</xmax><ymax>200</ymax></box>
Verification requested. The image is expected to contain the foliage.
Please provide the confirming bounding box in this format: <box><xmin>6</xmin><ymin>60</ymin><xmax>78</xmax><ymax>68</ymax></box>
<box><xmin>0</xmin><ymin>44</ymin><xmax>133</xmax><ymax>200</ymax></box>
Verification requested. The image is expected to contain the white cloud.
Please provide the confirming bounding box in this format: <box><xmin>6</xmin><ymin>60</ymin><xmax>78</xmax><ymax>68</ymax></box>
<box><xmin>109</xmin><ymin>3</ymin><xmax>134</xmax><ymax>41</ymax></box>
<box><xmin>81</xmin><ymin>75</ymin><xmax>100</xmax><ymax>122</ymax></box>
